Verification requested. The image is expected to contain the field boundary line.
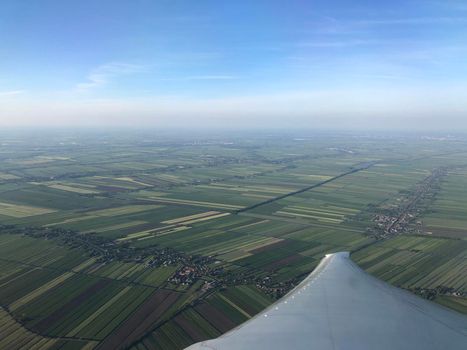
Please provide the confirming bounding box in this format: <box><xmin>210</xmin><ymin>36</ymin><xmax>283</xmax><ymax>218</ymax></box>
<box><xmin>236</xmin><ymin>161</ymin><xmax>377</xmax><ymax>213</ymax></box>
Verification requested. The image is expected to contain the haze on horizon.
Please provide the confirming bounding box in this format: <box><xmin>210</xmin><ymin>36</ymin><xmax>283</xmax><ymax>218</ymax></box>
<box><xmin>1</xmin><ymin>0</ymin><xmax>467</xmax><ymax>130</ymax></box>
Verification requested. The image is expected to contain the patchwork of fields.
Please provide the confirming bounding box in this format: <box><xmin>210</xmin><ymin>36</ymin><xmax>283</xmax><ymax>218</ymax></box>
<box><xmin>0</xmin><ymin>131</ymin><xmax>466</xmax><ymax>349</ymax></box>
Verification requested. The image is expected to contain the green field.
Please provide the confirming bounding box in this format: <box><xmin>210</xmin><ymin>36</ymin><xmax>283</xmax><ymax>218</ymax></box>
<box><xmin>0</xmin><ymin>131</ymin><xmax>466</xmax><ymax>349</ymax></box>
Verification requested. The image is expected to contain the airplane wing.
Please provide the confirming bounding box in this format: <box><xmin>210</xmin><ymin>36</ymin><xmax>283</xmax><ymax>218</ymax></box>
<box><xmin>186</xmin><ymin>252</ymin><xmax>467</xmax><ymax>350</ymax></box>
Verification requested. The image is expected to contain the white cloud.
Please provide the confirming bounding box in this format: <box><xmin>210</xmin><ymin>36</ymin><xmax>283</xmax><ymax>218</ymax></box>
<box><xmin>0</xmin><ymin>90</ymin><xmax>25</xmax><ymax>97</ymax></box>
<box><xmin>75</xmin><ymin>62</ymin><xmax>144</xmax><ymax>91</ymax></box>
<box><xmin>354</xmin><ymin>17</ymin><xmax>467</xmax><ymax>26</ymax></box>
<box><xmin>184</xmin><ymin>75</ymin><xmax>238</xmax><ymax>80</ymax></box>
<box><xmin>305</xmin><ymin>15</ymin><xmax>467</xmax><ymax>37</ymax></box>
<box><xmin>161</xmin><ymin>75</ymin><xmax>239</xmax><ymax>81</ymax></box>
<box><xmin>296</xmin><ymin>39</ymin><xmax>377</xmax><ymax>48</ymax></box>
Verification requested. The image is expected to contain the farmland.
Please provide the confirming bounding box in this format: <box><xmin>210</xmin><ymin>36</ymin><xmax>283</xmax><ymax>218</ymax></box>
<box><xmin>0</xmin><ymin>130</ymin><xmax>466</xmax><ymax>349</ymax></box>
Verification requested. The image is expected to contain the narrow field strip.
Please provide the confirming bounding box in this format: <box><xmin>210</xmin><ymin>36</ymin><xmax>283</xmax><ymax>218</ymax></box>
<box><xmin>10</xmin><ymin>271</ymin><xmax>75</xmax><ymax>311</ymax></box>
<box><xmin>162</xmin><ymin>211</ymin><xmax>220</xmax><ymax>224</ymax></box>
<box><xmin>140</xmin><ymin>197</ymin><xmax>243</xmax><ymax>210</ymax></box>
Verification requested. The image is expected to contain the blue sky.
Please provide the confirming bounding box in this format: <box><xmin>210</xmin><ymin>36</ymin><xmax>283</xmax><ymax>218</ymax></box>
<box><xmin>1</xmin><ymin>0</ymin><xmax>467</xmax><ymax>129</ymax></box>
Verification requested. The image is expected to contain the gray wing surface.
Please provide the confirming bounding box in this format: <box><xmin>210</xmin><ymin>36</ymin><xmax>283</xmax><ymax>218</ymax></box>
<box><xmin>186</xmin><ymin>252</ymin><xmax>467</xmax><ymax>350</ymax></box>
